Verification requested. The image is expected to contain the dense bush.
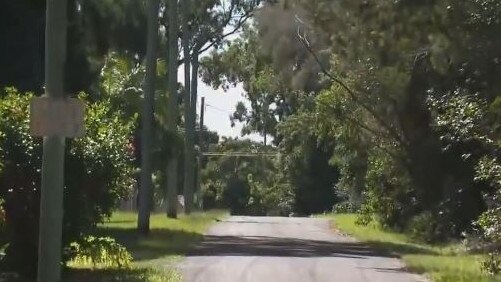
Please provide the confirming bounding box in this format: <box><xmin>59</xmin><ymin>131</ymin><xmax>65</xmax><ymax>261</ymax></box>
<box><xmin>0</xmin><ymin>87</ymin><xmax>135</xmax><ymax>276</ymax></box>
<box><xmin>356</xmin><ymin>150</ymin><xmax>416</xmax><ymax>229</ymax></box>
<box><xmin>429</xmin><ymin>92</ymin><xmax>501</xmax><ymax>273</ymax></box>
<box><xmin>278</xmin><ymin>111</ymin><xmax>341</xmax><ymax>216</ymax></box>
<box><xmin>223</xmin><ymin>177</ymin><xmax>251</xmax><ymax>215</ymax></box>
<box><xmin>66</xmin><ymin>236</ymin><xmax>132</xmax><ymax>269</ymax></box>
<box><xmin>332</xmin><ymin>201</ymin><xmax>358</xmax><ymax>214</ymax></box>
<box><xmin>201</xmin><ymin>138</ymin><xmax>295</xmax><ymax>216</ymax></box>
<box><xmin>472</xmin><ymin>157</ymin><xmax>501</xmax><ymax>274</ymax></box>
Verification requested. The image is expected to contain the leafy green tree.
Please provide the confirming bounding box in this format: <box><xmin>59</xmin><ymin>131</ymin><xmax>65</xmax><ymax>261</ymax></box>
<box><xmin>429</xmin><ymin>91</ymin><xmax>501</xmax><ymax>269</ymax></box>
<box><xmin>201</xmin><ymin>0</ymin><xmax>501</xmax><ymax>240</ymax></box>
<box><xmin>179</xmin><ymin>0</ymin><xmax>261</xmax><ymax>213</ymax></box>
<box><xmin>312</xmin><ymin>0</ymin><xmax>500</xmax><ymax>236</ymax></box>
<box><xmin>166</xmin><ymin>0</ymin><xmax>180</xmax><ymax>218</ymax></box>
<box><xmin>0</xmin><ymin>88</ymin><xmax>135</xmax><ymax>276</ymax></box>
<box><xmin>277</xmin><ymin>105</ymin><xmax>340</xmax><ymax>215</ymax></box>
<box><xmin>137</xmin><ymin>0</ymin><xmax>160</xmax><ymax>235</ymax></box>
<box><xmin>202</xmin><ymin>138</ymin><xmax>293</xmax><ymax>215</ymax></box>
<box><xmin>199</xmin><ymin>15</ymin><xmax>340</xmax><ymax>216</ymax></box>
<box><xmin>0</xmin><ymin>0</ymin><xmax>148</xmax><ymax>95</ymax></box>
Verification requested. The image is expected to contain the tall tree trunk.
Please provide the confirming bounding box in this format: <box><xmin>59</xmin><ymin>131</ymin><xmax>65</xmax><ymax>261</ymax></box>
<box><xmin>182</xmin><ymin>0</ymin><xmax>194</xmax><ymax>214</ymax></box>
<box><xmin>138</xmin><ymin>0</ymin><xmax>159</xmax><ymax>235</ymax></box>
<box><xmin>37</xmin><ymin>0</ymin><xmax>67</xmax><ymax>280</ymax></box>
<box><xmin>166</xmin><ymin>0</ymin><xmax>179</xmax><ymax>218</ymax></box>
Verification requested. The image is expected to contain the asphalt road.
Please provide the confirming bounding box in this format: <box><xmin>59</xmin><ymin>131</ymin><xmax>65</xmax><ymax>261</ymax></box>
<box><xmin>180</xmin><ymin>216</ymin><xmax>427</xmax><ymax>282</ymax></box>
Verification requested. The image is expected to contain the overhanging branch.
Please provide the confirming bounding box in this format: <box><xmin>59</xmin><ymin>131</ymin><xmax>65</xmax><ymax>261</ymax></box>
<box><xmin>296</xmin><ymin>23</ymin><xmax>406</xmax><ymax>146</ymax></box>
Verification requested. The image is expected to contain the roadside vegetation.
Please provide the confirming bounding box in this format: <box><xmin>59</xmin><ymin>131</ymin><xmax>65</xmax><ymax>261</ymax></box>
<box><xmin>1</xmin><ymin>0</ymin><xmax>501</xmax><ymax>280</ymax></box>
<box><xmin>330</xmin><ymin>214</ymin><xmax>500</xmax><ymax>282</ymax></box>
<box><xmin>200</xmin><ymin>0</ymin><xmax>501</xmax><ymax>277</ymax></box>
<box><xmin>65</xmin><ymin>210</ymin><xmax>226</xmax><ymax>281</ymax></box>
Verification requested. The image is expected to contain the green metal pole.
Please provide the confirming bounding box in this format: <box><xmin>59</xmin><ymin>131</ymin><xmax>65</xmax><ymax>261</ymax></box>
<box><xmin>37</xmin><ymin>0</ymin><xmax>67</xmax><ymax>281</ymax></box>
<box><xmin>137</xmin><ymin>0</ymin><xmax>160</xmax><ymax>235</ymax></box>
<box><xmin>166</xmin><ymin>0</ymin><xmax>179</xmax><ymax>218</ymax></box>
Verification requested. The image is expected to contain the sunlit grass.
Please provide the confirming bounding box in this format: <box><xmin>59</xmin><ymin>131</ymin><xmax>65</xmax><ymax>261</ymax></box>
<box><xmin>65</xmin><ymin>267</ymin><xmax>180</xmax><ymax>282</ymax></box>
<box><xmin>99</xmin><ymin>210</ymin><xmax>227</xmax><ymax>268</ymax></box>
<box><xmin>327</xmin><ymin>214</ymin><xmax>501</xmax><ymax>282</ymax></box>
<box><xmin>65</xmin><ymin>210</ymin><xmax>227</xmax><ymax>281</ymax></box>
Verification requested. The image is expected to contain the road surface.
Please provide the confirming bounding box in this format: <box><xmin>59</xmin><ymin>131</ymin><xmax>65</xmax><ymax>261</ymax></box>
<box><xmin>180</xmin><ymin>216</ymin><xmax>427</xmax><ymax>282</ymax></box>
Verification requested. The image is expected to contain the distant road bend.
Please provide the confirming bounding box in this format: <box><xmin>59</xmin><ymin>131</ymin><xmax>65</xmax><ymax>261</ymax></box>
<box><xmin>180</xmin><ymin>216</ymin><xmax>427</xmax><ymax>282</ymax></box>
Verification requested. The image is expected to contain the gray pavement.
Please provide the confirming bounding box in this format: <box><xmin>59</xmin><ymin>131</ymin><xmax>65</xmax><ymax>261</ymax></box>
<box><xmin>180</xmin><ymin>216</ymin><xmax>427</xmax><ymax>282</ymax></box>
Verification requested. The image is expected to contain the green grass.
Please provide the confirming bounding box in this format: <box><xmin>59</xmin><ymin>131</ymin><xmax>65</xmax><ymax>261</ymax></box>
<box><xmin>65</xmin><ymin>210</ymin><xmax>227</xmax><ymax>281</ymax></box>
<box><xmin>64</xmin><ymin>267</ymin><xmax>180</xmax><ymax>282</ymax></box>
<box><xmin>328</xmin><ymin>214</ymin><xmax>501</xmax><ymax>282</ymax></box>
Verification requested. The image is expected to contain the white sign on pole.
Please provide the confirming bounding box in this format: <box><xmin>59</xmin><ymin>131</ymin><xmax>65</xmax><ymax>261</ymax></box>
<box><xmin>30</xmin><ymin>97</ymin><xmax>85</xmax><ymax>138</ymax></box>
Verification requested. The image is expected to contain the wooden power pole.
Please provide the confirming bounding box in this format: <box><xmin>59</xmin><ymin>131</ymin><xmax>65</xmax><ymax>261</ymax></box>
<box><xmin>166</xmin><ymin>0</ymin><xmax>179</xmax><ymax>218</ymax></box>
<box><xmin>182</xmin><ymin>0</ymin><xmax>195</xmax><ymax>214</ymax></box>
<box><xmin>196</xmin><ymin>97</ymin><xmax>205</xmax><ymax>207</ymax></box>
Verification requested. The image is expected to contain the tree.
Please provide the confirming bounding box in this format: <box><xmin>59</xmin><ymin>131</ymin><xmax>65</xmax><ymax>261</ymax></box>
<box><xmin>277</xmin><ymin>108</ymin><xmax>340</xmax><ymax>215</ymax></box>
<box><xmin>137</xmin><ymin>0</ymin><xmax>160</xmax><ymax>235</ymax></box>
<box><xmin>166</xmin><ymin>0</ymin><xmax>179</xmax><ymax>218</ymax></box>
<box><xmin>0</xmin><ymin>0</ymin><xmax>148</xmax><ymax>95</ymax></box>
<box><xmin>178</xmin><ymin>0</ymin><xmax>261</xmax><ymax>213</ymax></box>
<box><xmin>303</xmin><ymin>0</ymin><xmax>500</xmax><ymax>237</ymax></box>
<box><xmin>200</xmin><ymin>0</ymin><xmax>501</xmax><ymax>240</ymax></box>
<box><xmin>199</xmin><ymin>12</ymin><xmax>340</xmax><ymax>215</ymax></box>
<box><xmin>201</xmin><ymin>138</ymin><xmax>293</xmax><ymax>215</ymax></box>
<box><xmin>0</xmin><ymin>88</ymin><xmax>135</xmax><ymax>277</ymax></box>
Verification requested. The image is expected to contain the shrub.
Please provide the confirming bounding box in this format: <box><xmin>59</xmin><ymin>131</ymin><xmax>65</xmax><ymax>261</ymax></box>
<box><xmin>357</xmin><ymin>150</ymin><xmax>417</xmax><ymax>229</ymax></box>
<box><xmin>481</xmin><ymin>252</ymin><xmax>501</xmax><ymax>275</ymax></box>
<box><xmin>470</xmin><ymin>157</ymin><xmax>501</xmax><ymax>274</ymax></box>
<box><xmin>66</xmin><ymin>236</ymin><xmax>132</xmax><ymax>269</ymax></box>
<box><xmin>333</xmin><ymin>201</ymin><xmax>358</xmax><ymax>214</ymax></box>
<box><xmin>0</xmin><ymin>87</ymin><xmax>135</xmax><ymax>276</ymax></box>
<box><xmin>223</xmin><ymin>177</ymin><xmax>251</xmax><ymax>215</ymax></box>
<box><xmin>429</xmin><ymin>92</ymin><xmax>501</xmax><ymax>271</ymax></box>
<box><xmin>407</xmin><ymin>212</ymin><xmax>441</xmax><ymax>243</ymax></box>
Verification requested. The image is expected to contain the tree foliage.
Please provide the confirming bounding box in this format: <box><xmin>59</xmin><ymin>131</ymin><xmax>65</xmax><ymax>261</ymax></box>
<box><xmin>0</xmin><ymin>0</ymin><xmax>148</xmax><ymax>95</ymax></box>
<box><xmin>201</xmin><ymin>0</ymin><xmax>501</xmax><ymax>243</ymax></box>
<box><xmin>202</xmin><ymin>138</ymin><xmax>294</xmax><ymax>215</ymax></box>
<box><xmin>0</xmin><ymin>88</ymin><xmax>135</xmax><ymax>275</ymax></box>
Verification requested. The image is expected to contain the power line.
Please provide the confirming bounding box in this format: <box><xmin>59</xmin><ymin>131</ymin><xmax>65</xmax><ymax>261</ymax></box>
<box><xmin>205</xmin><ymin>109</ymin><xmax>231</xmax><ymax>118</ymax></box>
<box><xmin>206</xmin><ymin>103</ymin><xmax>234</xmax><ymax>114</ymax></box>
<box><xmin>202</xmin><ymin>152</ymin><xmax>278</xmax><ymax>157</ymax></box>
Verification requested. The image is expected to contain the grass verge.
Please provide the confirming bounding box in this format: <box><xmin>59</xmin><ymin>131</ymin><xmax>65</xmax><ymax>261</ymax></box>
<box><xmin>65</xmin><ymin>210</ymin><xmax>227</xmax><ymax>281</ymax></box>
<box><xmin>328</xmin><ymin>214</ymin><xmax>501</xmax><ymax>282</ymax></box>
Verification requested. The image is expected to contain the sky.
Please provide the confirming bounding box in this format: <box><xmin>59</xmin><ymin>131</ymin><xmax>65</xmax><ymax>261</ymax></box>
<box><xmin>176</xmin><ymin>16</ymin><xmax>265</xmax><ymax>143</ymax></box>
<box><xmin>177</xmin><ymin>68</ymin><xmax>264</xmax><ymax>143</ymax></box>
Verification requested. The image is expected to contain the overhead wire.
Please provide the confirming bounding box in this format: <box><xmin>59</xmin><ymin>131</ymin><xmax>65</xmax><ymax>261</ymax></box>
<box><xmin>206</xmin><ymin>103</ymin><xmax>234</xmax><ymax>114</ymax></box>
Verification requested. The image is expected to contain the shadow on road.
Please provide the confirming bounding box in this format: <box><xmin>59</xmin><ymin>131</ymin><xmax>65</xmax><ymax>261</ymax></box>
<box><xmin>188</xmin><ymin>235</ymin><xmax>437</xmax><ymax>259</ymax></box>
<box><xmin>97</xmin><ymin>227</ymin><xmax>204</xmax><ymax>260</ymax></box>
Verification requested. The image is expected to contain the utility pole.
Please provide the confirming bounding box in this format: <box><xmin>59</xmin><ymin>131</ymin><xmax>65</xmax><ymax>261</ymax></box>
<box><xmin>200</xmin><ymin>97</ymin><xmax>205</xmax><ymax>135</ymax></box>
<box><xmin>263</xmin><ymin>98</ymin><xmax>269</xmax><ymax>146</ymax></box>
<box><xmin>191</xmin><ymin>54</ymin><xmax>200</xmax><ymax>208</ymax></box>
<box><xmin>166</xmin><ymin>0</ymin><xmax>179</xmax><ymax>218</ymax></box>
<box><xmin>200</xmin><ymin>97</ymin><xmax>205</xmax><ymax>147</ymax></box>
<box><xmin>137</xmin><ymin>0</ymin><xmax>160</xmax><ymax>234</ymax></box>
<box><xmin>196</xmin><ymin>97</ymin><xmax>205</xmax><ymax>208</ymax></box>
<box><xmin>37</xmin><ymin>0</ymin><xmax>67</xmax><ymax>280</ymax></box>
<box><xmin>182</xmin><ymin>0</ymin><xmax>195</xmax><ymax>214</ymax></box>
